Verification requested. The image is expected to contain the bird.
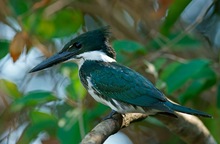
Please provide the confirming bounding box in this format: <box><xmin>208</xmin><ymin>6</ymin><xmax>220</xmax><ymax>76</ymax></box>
<box><xmin>29</xmin><ymin>26</ymin><xmax>212</xmax><ymax>118</ymax></box>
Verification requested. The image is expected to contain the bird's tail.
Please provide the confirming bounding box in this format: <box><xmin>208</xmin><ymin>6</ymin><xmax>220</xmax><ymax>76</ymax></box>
<box><xmin>165</xmin><ymin>101</ymin><xmax>212</xmax><ymax>118</ymax></box>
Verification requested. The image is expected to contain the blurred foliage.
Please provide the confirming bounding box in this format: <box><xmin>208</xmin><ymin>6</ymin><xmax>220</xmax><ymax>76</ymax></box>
<box><xmin>0</xmin><ymin>79</ymin><xmax>22</xmax><ymax>99</ymax></box>
<box><xmin>0</xmin><ymin>40</ymin><xmax>9</xmax><ymax>59</ymax></box>
<box><xmin>160</xmin><ymin>0</ymin><xmax>192</xmax><ymax>35</ymax></box>
<box><xmin>0</xmin><ymin>0</ymin><xmax>220</xmax><ymax>144</ymax></box>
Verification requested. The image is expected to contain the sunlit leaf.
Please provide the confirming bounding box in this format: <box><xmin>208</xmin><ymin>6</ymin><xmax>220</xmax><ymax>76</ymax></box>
<box><xmin>17</xmin><ymin>111</ymin><xmax>58</xmax><ymax>144</ymax></box>
<box><xmin>0</xmin><ymin>79</ymin><xmax>22</xmax><ymax>99</ymax></box>
<box><xmin>62</xmin><ymin>64</ymin><xmax>86</xmax><ymax>100</ymax></box>
<box><xmin>10</xmin><ymin>91</ymin><xmax>57</xmax><ymax>112</ymax></box>
<box><xmin>30</xmin><ymin>110</ymin><xmax>57</xmax><ymax>124</ymax></box>
<box><xmin>160</xmin><ymin>0</ymin><xmax>191</xmax><ymax>35</ymax></box>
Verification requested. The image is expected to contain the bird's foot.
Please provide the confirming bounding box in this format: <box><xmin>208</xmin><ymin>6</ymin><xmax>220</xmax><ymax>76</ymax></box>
<box><xmin>103</xmin><ymin>110</ymin><xmax>118</xmax><ymax>121</ymax></box>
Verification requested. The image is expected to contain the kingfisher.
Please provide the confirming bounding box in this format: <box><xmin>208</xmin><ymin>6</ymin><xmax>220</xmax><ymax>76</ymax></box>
<box><xmin>30</xmin><ymin>26</ymin><xmax>212</xmax><ymax>118</ymax></box>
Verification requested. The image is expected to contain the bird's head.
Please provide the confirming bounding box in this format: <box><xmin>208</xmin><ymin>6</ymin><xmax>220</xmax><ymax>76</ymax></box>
<box><xmin>29</xmin><ymin>26</ymin><xmax>116</xmax><ymax>72</ymax></box>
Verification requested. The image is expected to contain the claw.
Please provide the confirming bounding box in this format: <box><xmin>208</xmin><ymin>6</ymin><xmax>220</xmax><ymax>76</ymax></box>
<box><xmin>103</xmin><ymin>110</ymin><xmax>118</xmax><ymax>120</ymax></box>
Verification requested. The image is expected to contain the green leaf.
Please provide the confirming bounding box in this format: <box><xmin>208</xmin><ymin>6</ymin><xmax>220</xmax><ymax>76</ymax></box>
<box><xmin>158</xmin><ymin>61</ymin><xmax>181</xmax><ymax>91</ymax></box>
<box><xmin>217</xmin><ymin>82</ymin><xmax>220</xmax><ymax>109</ymax></box>
<box><xmin>112</xmin><ymin>40</ymin><xmax>146</xmax><ymax>63</ymax></box>
<box><xmin>146</xmin><ymin>33</ymin><xmax>201</xmax><ymax>50</ymax></box>
<box><xmin>192</xmin><ymin>65</ymin><xmax>216</xmax><ymax>80</ymax></box>
<box><xmin>145</xmin><ymin>37</ymin><xmax>166</xmax><ymax>50</ymax></box>
<box><xmin>0</xmin><ymin>79</ymin><xmax>22</xmax><ymax>99</ymax></box>
<box><xmin>57</xmin><ymin>108</ymin><xmax>82</xmax><ymax>144</ymax></box>
<box><xmin>163</xmin><ymin>59</ymin><xmax>210</xmax><ymax>94</ymax></box>
<box><xmin>63</xmin><ymin>65</ymin><xmax>86</xmax><ymax>100</ymax></box>
<box><xmin>84</xmin><ymin>103</ymin><xmax>109</xmax><ymax>121</ymax></box>
<box><xmin>160</xmin><ymin>0</ymin><xmax>192</xmax><ymax>35</ymax></box>
<box><xmin>53</xmin><ymin>10</ymin><xmax>83</xmax><ymax>38</ymax></box>
<box><xmin>9</xmin><ymin>0</ymin><xmax>30</xmax><ymax>15</ymax></box>
<box><xmin>168</xmin><ymin>33</ymin><xmax>202</xmax><ymax>50</ymax></box>
<box><xmin>0</xmin><ymin>40</ymin><xmax>9</xmax><ymax>59</ymax></box>
<box><xmin>10</xmin><ymin>91</ymin><xmax>57</xmax><ymax>112</ymax></box>
<box><xmin>113</xmin><ymin>40</ymin><xmax>145</xmax><ymax>53</ymax></box>
<box><xmin>17</xmin><ymin>111</ymin><xmax>58</xmax><ymax>144</ymax></box>
<box><xmin>179</xmin><ymin>76</ymin><xmax>216</xmax><ymax>104</ymax></box>
<box><xmin>152</xmin><ymin>57</ymin><xmax>167</xmax><ymax>71</ymax></box>
<box><xmin>160</xmin><ymin>61</ymin><xmax>181</xmax><ymax>80</ymax></box>
<box><xmin>30</xmin><ymin>111</ymin><xmax>57</xmax><ymax>125</ymax></box>
<box><xmin>155</xmin><ymin>79</ymin><xmax>166</xmax><ymax>90</ymax></box>
<box><xmin>22</xmin><ymin>9</ymin><xmax>83</xmax><ymax>39</ymax></box>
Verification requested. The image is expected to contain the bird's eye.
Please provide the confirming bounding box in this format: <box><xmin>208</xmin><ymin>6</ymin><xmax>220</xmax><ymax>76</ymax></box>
<box><xmin>73</xmin><ymin>42</ymin><xmax>82</xmax><ymax>49</ymax></box>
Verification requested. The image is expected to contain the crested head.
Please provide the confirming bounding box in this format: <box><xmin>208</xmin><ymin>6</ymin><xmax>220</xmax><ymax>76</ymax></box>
<box><xmin>29</xmin><ymin>26</ymin><xmax>116</xmax><ymax>73</ymax></box>
<box><xmin>61</xmin><ymin>26</ymin><xmax>116</xmax><ymax>59</ymax></box>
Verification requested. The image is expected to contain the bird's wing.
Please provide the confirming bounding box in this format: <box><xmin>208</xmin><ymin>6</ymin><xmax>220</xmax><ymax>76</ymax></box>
<box><xmin>86</xmin><ymin>61</ymin><xmax>167</xmax><ymax>107</ymax></box>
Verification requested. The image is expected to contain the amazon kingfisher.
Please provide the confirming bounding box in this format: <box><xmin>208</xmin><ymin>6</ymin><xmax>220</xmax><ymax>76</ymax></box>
<box><xmin>30</xmin><ymin>26</ymin><xmax>212</xmax><ymax>118</ymax></box>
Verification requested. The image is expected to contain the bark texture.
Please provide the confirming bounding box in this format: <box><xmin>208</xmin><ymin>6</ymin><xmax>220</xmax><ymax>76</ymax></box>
<box><xmin>81</xmin><ymin>113</ymin><xmax>216</xmax><ymax>144</ymax></box>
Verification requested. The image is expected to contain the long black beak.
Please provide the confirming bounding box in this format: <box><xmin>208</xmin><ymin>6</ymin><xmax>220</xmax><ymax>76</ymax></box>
<box><xmin>29</xmin><ymin>51</ymin><xmax>73</xmax><ymax>73</ymax></box>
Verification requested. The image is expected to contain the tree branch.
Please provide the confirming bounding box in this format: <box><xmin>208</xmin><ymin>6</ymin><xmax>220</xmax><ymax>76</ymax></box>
<box><xmin>81</xmin><ymin>113</ymin><xmax>217</xmax><ymax>144</ymax></box>
<box><xmin>155</xmin><ymin>113</ymin><xmax>217</xmax><ymax>144</ymax></box>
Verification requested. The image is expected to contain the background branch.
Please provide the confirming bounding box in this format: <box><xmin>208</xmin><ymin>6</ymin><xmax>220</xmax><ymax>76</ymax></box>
<box><xmin>81</xmin><ymin>113</ymin><xmax>217</xmax><ymax>144</ymax></box>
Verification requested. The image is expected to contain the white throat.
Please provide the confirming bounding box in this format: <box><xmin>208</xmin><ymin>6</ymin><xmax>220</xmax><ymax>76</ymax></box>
<box><xmin>71</xmin><ymin>51</ymin><xmax>116</xmax><ymax>68</ymax></box>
